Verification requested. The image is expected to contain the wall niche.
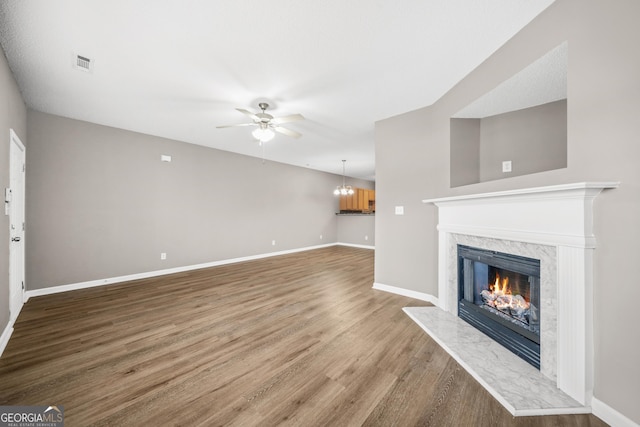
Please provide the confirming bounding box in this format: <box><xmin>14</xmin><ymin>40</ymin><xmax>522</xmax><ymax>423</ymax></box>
<box><xmin>450</xmin><ymin>42</ymin><xmax>567</xmax><ymax>187</ymax></box>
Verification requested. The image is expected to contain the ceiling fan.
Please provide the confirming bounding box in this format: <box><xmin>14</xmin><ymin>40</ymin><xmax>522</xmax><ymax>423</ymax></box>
<box><xmin>217</xmin><ymin>102</ymin><xmax>304</xmax><ymax>142</ymax></box>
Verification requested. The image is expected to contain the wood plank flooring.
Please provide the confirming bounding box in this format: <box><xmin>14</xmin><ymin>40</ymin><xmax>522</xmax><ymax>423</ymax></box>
<box><xmin>0</xmin><ymin>246</ymin><xmax>607</xmax><ymax>426</ymax></box>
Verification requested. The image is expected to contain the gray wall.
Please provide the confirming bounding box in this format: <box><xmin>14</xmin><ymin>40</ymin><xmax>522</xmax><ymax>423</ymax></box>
<box><xmin>479</xmin><ymin>100</ymin><xmax>567</xmax><ymax>182</ymax></box>
<box><xmin>0</xmin><ymin>47</ymin><xmax>27</xmax><ymax>334</ymax></box>
<box><xmin>449</xmin><ymin>118</ymin><xmax>480</xmax><ymax>187</ymax></box>
<box><xmin>375</xmin><ymin>0</ymin><xmax>639</xmax><ymax>423</ymax></box>
<box><xmin>336</xmin><ymin>215</ymin><xmax>375</xmax><ymax>247</ymax></box>
<box><xmin>26</xmin><ymin>110</ymin><xmax>344</xmax><ymax>290</ymax></box>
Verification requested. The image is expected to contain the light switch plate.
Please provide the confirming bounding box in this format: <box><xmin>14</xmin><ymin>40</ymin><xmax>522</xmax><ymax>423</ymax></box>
<box><xmin>395</xmin><ymin>206</ymin><xmax>404</xmax><ymax>215</ymax></box>
<box><xmin>502</xmin><ymin>161</ymin><xmax>512</xmax><ymax>173</ymax></box>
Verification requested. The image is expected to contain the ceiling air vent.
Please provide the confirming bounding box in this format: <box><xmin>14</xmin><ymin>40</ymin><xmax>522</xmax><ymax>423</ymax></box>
<box><xmin>74</xmin><ymin>54</ymin><xmax>92</xmax><ymax>72</ymax></box>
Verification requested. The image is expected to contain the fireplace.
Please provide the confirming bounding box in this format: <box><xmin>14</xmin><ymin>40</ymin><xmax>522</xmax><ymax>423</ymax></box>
<box><xmin>422</xmin><ymin>182</ymin><xmax>618</xmax><ymax>407</ymax></box>
<box><xmin>457</xmin><ymin>245</ymin><xmax>540</xmax><ymax>368</ymax></box>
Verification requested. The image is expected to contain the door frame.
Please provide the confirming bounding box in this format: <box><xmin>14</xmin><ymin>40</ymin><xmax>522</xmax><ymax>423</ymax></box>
<box><xmin>9</xmin><ymin>128</ymin><xmax>26</xmax><ymax>323</ymax></box>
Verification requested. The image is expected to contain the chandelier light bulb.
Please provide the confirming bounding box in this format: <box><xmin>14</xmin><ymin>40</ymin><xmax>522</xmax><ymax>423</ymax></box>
<box><xmin>334</xmin><ymin>160</ymin><xmax>355</xmax><ymax>196</ymax></box>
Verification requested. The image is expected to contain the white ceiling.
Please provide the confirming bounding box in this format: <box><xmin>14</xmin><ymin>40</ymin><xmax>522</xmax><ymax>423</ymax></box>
<box><xmin>453</xmin><ymin>41</ymin><xmax>567</xmax><ymax>118</ymax></box>
<box><xmin>0</xmin><ymin>1</ymin><xmax>555</xmax><ymax>180</ymax></box>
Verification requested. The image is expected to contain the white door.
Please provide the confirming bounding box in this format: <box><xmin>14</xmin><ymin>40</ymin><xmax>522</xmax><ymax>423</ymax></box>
<box><xmin>9</xmin><ymin>129</ymin><xmax>25</xmax><ymax>323</ymax></box>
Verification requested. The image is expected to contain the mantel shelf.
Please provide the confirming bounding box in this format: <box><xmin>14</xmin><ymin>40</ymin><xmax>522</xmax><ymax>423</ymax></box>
<box><xmin>422</xmin><ymin>182</ymin><xmax>619</xmax><ymax>205</ymax></box>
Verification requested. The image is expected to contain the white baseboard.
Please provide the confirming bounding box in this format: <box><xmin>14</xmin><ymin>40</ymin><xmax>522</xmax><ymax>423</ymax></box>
<box><xmin>337</xmin><ymin>242</ymin><xmax>375</xmax><ymax>250</ymax></box>
<box><xmin>25</xmin><ymin>243</ymin><xmax>339</xmax><ymax>300</ymax></box>
<box><xmin>0</xmin><ymin>319</ymin><xmax>15</xmax><ymax>358</ymax></box>
<box><xmin>592</xmin><ymin>397</ymin><xmax>639</xmax><ymax>427</ymax></box>
<box><xmin>1</xmin><ymin>296</ymin><xmax>25</xmax><ymax>358</ymax></box>
<box><xmin>372</xmin><ymin>282</ymin><xmax>438</xmax><ymax>305</ymax></box>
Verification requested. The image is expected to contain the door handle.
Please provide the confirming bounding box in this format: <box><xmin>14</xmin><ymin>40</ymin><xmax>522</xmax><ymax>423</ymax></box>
<box><xmin>11</xmin><ymin>237</ymin><xmax>20</xmax><ymax>242</ymax></box>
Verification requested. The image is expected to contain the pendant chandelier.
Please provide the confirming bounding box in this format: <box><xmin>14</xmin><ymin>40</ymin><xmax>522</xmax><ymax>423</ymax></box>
<box><xmin>333</xmin><ymin>160</ymin><xmax>354</xmax><ymax>196</ymax></box>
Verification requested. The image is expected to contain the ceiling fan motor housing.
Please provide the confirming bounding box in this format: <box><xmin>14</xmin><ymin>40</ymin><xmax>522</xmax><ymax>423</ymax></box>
<box><xmin>256</xmin><ymin>113</ymin><xmax>273</xmax><ymax>123</ymax></box>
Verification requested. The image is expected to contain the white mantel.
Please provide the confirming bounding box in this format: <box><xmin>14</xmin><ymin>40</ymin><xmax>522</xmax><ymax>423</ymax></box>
<box><xmin>422</xmin><ymin>182</ymin><xmax>619</xmax><ymax>407</ymax></box>
<box><xmin>423</xmin><ymin>182</ymin><xmax>619</xmax><ymax>248</ymax></box>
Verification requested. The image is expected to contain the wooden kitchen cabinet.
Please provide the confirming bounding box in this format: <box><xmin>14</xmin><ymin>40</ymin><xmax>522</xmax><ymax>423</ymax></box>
<box><xmin>338</xmin><ymin>188</ymin><xmax>375</xmax><ymax>213</ymax></box>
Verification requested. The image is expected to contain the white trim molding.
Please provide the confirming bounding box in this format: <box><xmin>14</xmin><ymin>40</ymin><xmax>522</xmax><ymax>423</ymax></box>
<box><xmin>372</xmin><ymin>282</ymin><xmax>439</xmax><ymax>305</ymax></box>
<box><xmin>0</xmin><ymin>321</ymin><xmax>15</xmax><ymax>358</ymax></box>
<box><xmin>423</xmin><ymin>182</ymin><xmax>619</xmax><ymax>407</ymax></box>
<box><xmin>337</xmin><ymin>242</ymin><xmax>375</xmax><ymax>250</ymax></box>
<box><xmin>592</xmin><ymin>397</ymin><xmax>640</xmax><ymax>427</ymax></box>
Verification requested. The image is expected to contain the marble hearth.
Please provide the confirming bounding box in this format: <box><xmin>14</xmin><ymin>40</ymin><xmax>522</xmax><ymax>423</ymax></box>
<box><xmin>419</xmin><ymin>182</ymin><xmax>618</xmax><ymax>415</ymax></box>
<box><xmin>403</xmin><ymin>306</ymin><xmax>583</xmax><ymax>415</ymax></box>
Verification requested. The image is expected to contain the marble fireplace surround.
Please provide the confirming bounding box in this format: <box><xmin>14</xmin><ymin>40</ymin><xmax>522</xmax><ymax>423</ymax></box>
<box><xmin>420</xmin><ymin>182</ymin><xmax>618</xmax><ymax>412</ymax></box>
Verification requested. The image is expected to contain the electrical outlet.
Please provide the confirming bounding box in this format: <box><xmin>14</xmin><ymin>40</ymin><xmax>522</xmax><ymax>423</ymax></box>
<box><xmin>319</xmin><ymin>234</ymin><xmax>323</xmax><ymax>240</ymax></box>
<box><xmin>272</xmin><ymin>240</ymin><xmax>276</xmax><ymax>246</ymax></box>
<box><xmin>160</xmin><ymin>252</ymin><xmax>167</xmax><ymax>260</ymax></box>
<box><xmin>365</xmin><ymin>235</ymin><xmax>369</xmax><ymax>241</ymax></box>
<box><xmin>395</xmin><ymin>206</ymin><xmax>404</xmax><ymax>215</ymax></box>
<box><xmin>502</xmin><ymin>160</ymin><xmax>512</xmax><ymax>173</ymax></box>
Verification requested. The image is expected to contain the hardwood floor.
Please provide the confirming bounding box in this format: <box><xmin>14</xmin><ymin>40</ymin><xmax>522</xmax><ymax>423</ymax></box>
<box><xmin>0</xmin><ymin>246</ymin><xmax>607</xmax><ymax>426</ymax></box>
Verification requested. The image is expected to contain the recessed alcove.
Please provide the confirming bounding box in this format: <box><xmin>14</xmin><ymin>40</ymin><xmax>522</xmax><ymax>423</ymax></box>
<box><xmin>450</xmin><ymin>42</ymin><xmax>568</xmax><ymax>187</ymax></box>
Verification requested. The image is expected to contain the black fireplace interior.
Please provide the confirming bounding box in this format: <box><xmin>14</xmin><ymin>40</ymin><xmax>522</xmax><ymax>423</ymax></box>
<box><xmin>457</xmin><ymin>245</ymin><xmax>541</xmax><ymax>369</ymax></box>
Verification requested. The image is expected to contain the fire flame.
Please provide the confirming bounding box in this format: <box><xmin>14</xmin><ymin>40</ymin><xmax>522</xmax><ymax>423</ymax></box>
<box><xmin>484</xmin><ymin>273</ymin><xmax>529</xmax><ymax>311</ymax></box>
<box><xmin>491</xmin><ymin>274</ymin><xmax>510</xmax><ymax>295</ymax></box>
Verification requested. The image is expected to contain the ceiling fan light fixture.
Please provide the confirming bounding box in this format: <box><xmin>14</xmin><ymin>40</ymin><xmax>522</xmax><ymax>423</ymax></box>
<box><xmin>217</xmin><ymin>102</ymin><xmax>304</xmax><ymax>141</ymax></box>
<box><xmin>252</xmin><ymin>127</ymin><xmax>275</xmax><ymax>142</ymax></box>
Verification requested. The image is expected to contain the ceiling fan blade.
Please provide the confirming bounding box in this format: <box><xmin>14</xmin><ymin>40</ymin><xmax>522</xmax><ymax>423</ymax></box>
<box><xmin>271</xmin><ymin>114</ymin><xmax>304</xmax><ymax>125</ymax></box>
<box><xmin>216</xmin><ymin>123</ymin><xmax>256</xmax><ymax>128</ymax></box>
<box><xmin>274</xmin><ymin>126</ymin><xmax>302</xmax><ymax>139</ymax></box>
<box><xmin>236</xmin><ymin>108</ymin><xmax>260</xmax><ymax>121</ymax></box>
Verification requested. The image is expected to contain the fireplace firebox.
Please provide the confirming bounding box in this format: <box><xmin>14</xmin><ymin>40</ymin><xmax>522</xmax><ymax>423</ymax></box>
<box><xmin>457</xmin><ymin>245</ymin><xmax>541</xmax><ymax>369</ymax></box>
